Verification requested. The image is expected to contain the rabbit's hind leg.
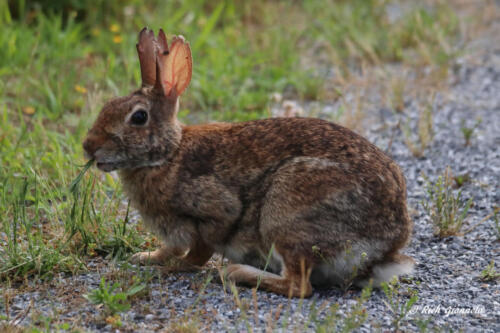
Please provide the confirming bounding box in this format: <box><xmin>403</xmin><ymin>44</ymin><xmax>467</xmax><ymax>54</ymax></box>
<box><xmin>225</xmin><ymin>257</ymin><xmax>313</xmax><ymax>298</ymax></box>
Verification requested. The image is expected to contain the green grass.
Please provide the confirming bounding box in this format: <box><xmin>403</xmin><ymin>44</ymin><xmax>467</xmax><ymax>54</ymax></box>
<box><xmin>84</xmin><ymin>277</ymin><xmax>146</xmax><ymax>315</ymax></box>
<box><xmin>0</xmin><ymin>0</ymin><xmax>471</xmax><ymax>330</ymax></box>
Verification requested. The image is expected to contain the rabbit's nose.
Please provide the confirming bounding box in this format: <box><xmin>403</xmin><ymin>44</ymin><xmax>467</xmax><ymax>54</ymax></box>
<box><xmin>83</xmin><ymin>136</ymin><xmax>99</xmax><ymax>159</ymax></box>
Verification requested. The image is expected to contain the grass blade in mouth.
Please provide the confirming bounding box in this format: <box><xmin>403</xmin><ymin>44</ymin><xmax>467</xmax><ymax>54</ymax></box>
<box><xmin>69</xmin><ymin>159</ymin><xmax>95</xmax><ymax>194</ymax></box>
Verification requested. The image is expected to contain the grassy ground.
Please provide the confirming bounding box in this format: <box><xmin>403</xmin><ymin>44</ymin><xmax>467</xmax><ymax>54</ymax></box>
<box><xmin>0</xmin><ymin>0</ymin><xmax>493</xmax><ymax>331</ymax></box>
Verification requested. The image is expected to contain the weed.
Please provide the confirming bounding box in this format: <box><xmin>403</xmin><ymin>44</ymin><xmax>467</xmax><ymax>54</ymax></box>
<box><xmin>84</xmin><ymin>277</ymin><xmax>146</xmax><ymax>315</ymax></box>
<box><xmin>480</xmin><ymin>260</ymin><xmax>500</xmax><ymax>282</ymax></box>
<box><xmin>291</xmin><ymin>70</ymin><xmax>326</xmax><ymax>101</ymax></box>
<box><xmin>167</xmin><ymin>319</ymin><xmax>200</xmax><ymax>333</ymax></box>
<box><xmin>229</xmin><ymin>282</ymin><xmax>252</xmax><ymax>332</ymax></box>
<box><xmin>453</xmin><ymin>173</ymin><xmax>471</xmax><ymax>189</ymax></box>
<box><xmin>494</xmin><ymin>207</ymin><xmax>500</xmax><ymax>240</ymax></box>
<box><xmin>186</xmin><ymin>274</ymin><xmax>213</xmax><ymax>314</ymax></box>
<box><xmin>391</xmin><ymin>77</ymin><xmax>406</xmax><ymax>113</ymax></box>
<box><xmin>423</xmin><ymin>168</ymin><xmax>473</xmax><ymax>238</ymax></box>
<box><xmin>403</xmin><ymin>98</ymin><xmax>434</xmax><ymax>158</ymax></box>
<box><xmin>414</xmin><ymin>318</ymin><xmax>432</xmax><ymax>332</ymax></box>
<box><xmin>105</xmin><ymin>314</ymin><xmax>123</xmax><ymax>329</ymax></box>
<box><xmin>161</xmin><ymin>272</ymin><xmax>211</xmax><ymax>332</ymax></box>
<box><xmin>0</xmin><ymin>323</ymin><xmax>23</xmax><ymax>333</ymax></box>
<box><xmin>460</xmin><ymin>118</ymin><xmax>482</xmax><ymax>146</ymax></box>
<box><xmin>381</xmin><ymin>278</ymin><xmax>419</xmax><ymax>331</ymax></box>
<box><xmin>316</xmin><ymin>284</ymin><xmax>372</xmax><ymax>333</ymax></box>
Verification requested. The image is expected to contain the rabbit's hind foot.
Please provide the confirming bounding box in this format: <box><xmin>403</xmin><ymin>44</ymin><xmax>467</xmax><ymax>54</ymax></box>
<box><xmin>225</xmin><ymin>263</ymin><xmax>313</xmax><ymax>298</ymax></box>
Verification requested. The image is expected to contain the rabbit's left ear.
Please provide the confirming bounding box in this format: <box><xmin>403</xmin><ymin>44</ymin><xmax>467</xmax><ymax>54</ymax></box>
<box><xmin>155</xmin><ymin>35</ymin><xmax>192</xmax><ymax>99</ymax></box>
<box><xmin>136</xmin><ymin>27</ymin><xmax>157</xmax><ymax>87</ymax></box>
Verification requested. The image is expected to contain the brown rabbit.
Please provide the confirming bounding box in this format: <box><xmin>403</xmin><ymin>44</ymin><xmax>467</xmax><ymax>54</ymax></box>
<box><xmin>83</xmin><ymin>28</ymin><xmax>414</xmax><ymax>297</ymax></box>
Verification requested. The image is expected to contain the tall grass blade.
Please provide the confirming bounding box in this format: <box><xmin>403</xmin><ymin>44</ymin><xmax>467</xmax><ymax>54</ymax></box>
<box><xmin>69</xmin><ymin>159</ymin><xmax>94</xmax><ymax>194</ymax></box>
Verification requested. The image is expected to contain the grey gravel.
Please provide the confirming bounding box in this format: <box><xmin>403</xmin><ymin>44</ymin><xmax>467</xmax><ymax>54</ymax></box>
<box><xmin>2</xmin><ymin>25</ymin><xmax>500</xmax><ymax>333</ymax></box>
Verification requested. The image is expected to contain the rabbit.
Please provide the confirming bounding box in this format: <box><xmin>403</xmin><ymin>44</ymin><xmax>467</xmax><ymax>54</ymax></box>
<box><xmin>83</xmin><ymin>28</ymin><xmax>414</xmax><ymax>297</ymax></box>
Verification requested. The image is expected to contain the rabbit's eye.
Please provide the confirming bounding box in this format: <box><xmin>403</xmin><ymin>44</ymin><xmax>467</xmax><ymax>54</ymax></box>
<box><xmin>130</xmin><ymin>110</ymin><xmax>148</xmax><ymax>125</ymax></box>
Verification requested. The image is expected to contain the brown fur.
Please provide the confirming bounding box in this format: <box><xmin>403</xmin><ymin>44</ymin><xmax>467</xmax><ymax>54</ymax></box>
<box><xmin>83</xmin><ymin>29</ymin><xmax>413</xmax><ymax>297</ymax></box>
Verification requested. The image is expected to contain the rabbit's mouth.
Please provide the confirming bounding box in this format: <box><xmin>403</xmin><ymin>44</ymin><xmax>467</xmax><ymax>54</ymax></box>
<box><xmin>96</xmin><ymin>161</ymin><xmax>120</xmax><ymax>172</ymax></box>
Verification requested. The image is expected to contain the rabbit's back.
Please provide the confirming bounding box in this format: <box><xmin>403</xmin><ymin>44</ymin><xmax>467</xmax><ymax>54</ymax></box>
<box><xmin>179</xmin><ymin>117</ymin><xmax>404</xmax><ymax>187</ymax></box>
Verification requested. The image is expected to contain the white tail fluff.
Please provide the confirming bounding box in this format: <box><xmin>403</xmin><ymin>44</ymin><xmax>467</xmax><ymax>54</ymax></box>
<box><xmin>357</xmin><ymin>255</ymin><xmax>415</xmax><ymax>287</ymax></box>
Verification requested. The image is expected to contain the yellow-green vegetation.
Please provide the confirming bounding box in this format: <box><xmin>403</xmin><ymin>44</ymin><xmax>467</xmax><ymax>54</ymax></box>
<box><xmin>494</xmin><ymin>207</ymin><xmax>500</xmax><ymax>240</ymax></box>
<box><xmin>381</xmin><ymin>278</ymin><xmax>419</xmax><ymax>331</ymax></box>
<box><xmin>460</xmin><ymin>118</ymin><xmax>482</xmax><ymax>147</ymax></box>
<box><xmin>423</xmin><ymin>168</ymin><xmax>473</xmax><ymax>238</ymax></box>
<box><xmin>0</xmin><ymin>0</ymin><xmax>476</xmax><ymax>330</ymax></box>
<box><xmin>316</xmin><ymin>285</ymin><xmax>372</xmax><ymax>332</ymax></box>
<box><xmin>402</xmin><ymin>97</ymin><xmax>434</xmax><ymax>158</ymax></box>
<box><xmin>84</xmin><ymin>277</ymin><xmax>146</xmax><ymax>315</ymax></box>
<box><xmin>480</xmin><ymin>260</ymin><xmax>500</xmax><ymax>282</ymax></box>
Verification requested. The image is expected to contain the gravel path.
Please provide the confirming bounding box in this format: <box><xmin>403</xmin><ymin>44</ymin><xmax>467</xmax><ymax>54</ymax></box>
<box><xmin>3</xmin><ymin>27</ymin><xmax>500</xmax><ymax>333</ymax></box>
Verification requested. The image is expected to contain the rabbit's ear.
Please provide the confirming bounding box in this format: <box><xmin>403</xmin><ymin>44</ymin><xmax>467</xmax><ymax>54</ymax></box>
<box><xmin>136</xmin><ymin>27</ymin><xmax>157</xmax><ymax>87</ymax></box>
<box><xmin>157</xmin><ymin>35</ymin><xmax>192</xmax><ymax>99</ymax></box>
<box><xmin>156</xmin><ymin>29</ymin><xmax>169</xmax><ymax>55</ymax></box>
